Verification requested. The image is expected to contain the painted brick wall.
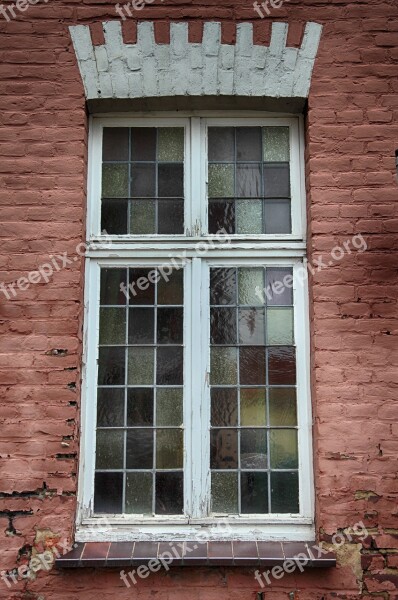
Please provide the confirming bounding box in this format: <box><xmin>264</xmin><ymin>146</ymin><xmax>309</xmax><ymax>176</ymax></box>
<box><xmin>0</xmin><ymin>0</ymin><xmax>397</xmax><ymax>598</ymax></box>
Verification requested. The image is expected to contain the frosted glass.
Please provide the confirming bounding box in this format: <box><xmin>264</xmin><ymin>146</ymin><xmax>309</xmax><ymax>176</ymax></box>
<box><xmin>156</xmin><ymin>429</ymin><xmax>183</xmax><ymax>469</ymax></box>
<box><xmin>128</xmin><ymin>347</ymin><xmax>154</xmax><ymax>385</ymax></box>
<box><xmin>270</xmin><ymin>429</ymin><xmax>298</xmax><ymax>469</ymax></box>
<box><xmin>156</xmin><ymin>388</ymin><xmax>183</xmax><ymax>426</ymax></box>
<box><xmin>102</xmin><ymin>164</ymin><xmax>129</xmax><ymax>198</ymax></box>
<box><xmin>210</xmin><ymin>347</ymin><xmax>237</xmax><ymax>385</ymax></box>
<box><xmin>267</xmin><ymin>308</ymin><xmax>294</xmax><ymax>345</ymax></box>
<box><xmin>95</xmin><ymin>429</ymin><xmax>124</xmax><ymax>469</ymax></box>
<box><xmin>236</xmin><ymin>200</ymin><xmax>263</xmax><ymax>234</ymax></box>
<box><xmin>211</xmin><ymin>472</ymin><xmax>238</xmax><ymax>513</ymax></box>
<box><xmin>157</xmin><ymin>128</ymin><xmax>184</xmax><ymax>162</ymax></box>
<box><xmin>269</xmin><ymin>388</ymin><xmax>297</xmax><ymax>426</ymax></box>
<box><xmin>240</xmin><ymin>388</ymin><xmax>266</xmax><ymax>426</ymax></box>
<box><xmin>263</xmin><ymin>127</ymin><xmax>290</xmax><ymax>162</ymax></box>
<box><xmin>130</xmin><ymin>200</ymin><xmax>156</xmax><ymax>234</ymax></box>
<box><xmin>208</xmin><ymin>164</ymin><xmax>234</xmax><ymax>198</ymax></box>
<box><xmin>125</xmin><ymin>473</ymin><xmax>152</xmax><ymax>514</ymax></box>
<box><xmin>238</xmin><ymin>268</ymin><xmax>264</xmax><ymax>305</ymax></box>
<box><xmin>99</xmin><ymin>308</ymin><xmax>126</xmax><ymax>345</ymax></box>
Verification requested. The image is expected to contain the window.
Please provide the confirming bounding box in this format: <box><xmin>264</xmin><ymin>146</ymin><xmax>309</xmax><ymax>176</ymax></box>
<box><xmin>79</xmin><ymin>115</ymin><xmax>314</xmax><ymax>541</ymax></box>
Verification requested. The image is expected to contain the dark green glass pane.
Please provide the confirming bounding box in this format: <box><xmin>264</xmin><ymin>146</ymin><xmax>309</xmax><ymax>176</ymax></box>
<box><xmin>127</xmin><ymin>388</ymin><xmax>154</xmax><ymax>426</ymax></box>
<box><xmin>126</xmin><ymin>472</ymin><xmax>153</xmax><ymax>514</ymax></box>
<box><xmin>99</xmin><ymin>307</ymin><xmax>126</xmax><ymax>345</ymax></box>
<box><xmin>155</xmin><ymin>472</ymin><xmax>183</xmax><ymax>515</ymax></box>
<box><xmin>126</xmin><ymin>429</ymin><xmax>153</xmax><ymax>468</ymax></box>
<box><xmin>128</xmin><ymin>347</ymin><xmax>154</xmax><ymax>385</ymax></box>
<box><xmin>211</xmin><ymin>472</ymin><xmax>238</xmax><ymax>513</ymax></box>
<box><xmin>270</xmin><ymin>471</ymin><xmax>299</xmax><ymax>513</ymax></box>
<box><xmin>100</xmin><ymin>268</ymin><xmax>128</xmax><ymax>305</ymax></box>
<box><xmin>94</xmin><ymin>472</ymin><xmax>123</xmax><ymax>514</ymax></box>
<box><xmin>101</xmin><ymin>199</ymin><xmax>128</xmax><ymax>235</ymax></box>
<box><xmin>96</xmin><ymin>429</ymin><xmax>124</xmax><ymax>469</ymax></box>
<box><xmin>128</xmin><ymin>307</ymin><xmax>155</xmax><ymax>344</ymax></box>
<box><xmin>241</xmin><ymin>472</ymin><xmax>268</xmax><ymax>514</ymax></box>
<box><xmin>102</xmin><ymin>164</ymin><xmax>129</xmax><ymax>198</ymax></box>
<box><xmin>97</xmin><ymin>388</ymin><xmax>125</xmax><ymax>427</ymax></box>
<box><xmin>98</xmin><ymin>347</ymin><xmax>125</xmax><ymax>386</ymax></box>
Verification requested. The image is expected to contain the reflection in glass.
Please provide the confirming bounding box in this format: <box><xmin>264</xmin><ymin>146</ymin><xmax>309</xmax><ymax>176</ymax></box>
<box><xmin>241</xmin><ymin>429</ymin><xmax>267</xmax><ymax>469</ymax></box>
<box><xmin>127</xmin><ymin>388</ymin><xmax>154</xmax><ymax>426</ymax></box>
<box><xmin>126</xmin><ymin>429</ymin><xmax>153</xmax><ymax>468</ymax></box>
<box><xmin>208</xmin><ymin>200</ymin><xmax>235</xmax><ymax>234</ymax></box>
<box><xmin>268</xmin><ymin>346</ymin><xmax>296</xmax><ymax>385</ymax></box>
<box><xmin>131</xmin><ymin>163</ymin><xmax>156</xmax><ymax>197</ymax></box>
<box><xmin>211</xmin><ymin>388</ymin><xmax>238</xmax><ymax>427</ymax></box>
<box><xmin>156</xmin><ymin>472</ymin><xmax>183</xmax><ymax>514</ymax></box>
<box><xmin>241</xmin><ymin>472</ymin><xmax>268</xmax><ymax>513</ymax></box>
<box><xmin>211</xmin><ymin>429</ymin><xmax>238</xmax><ymax>469</ymax></box>
<box><xmin>236</xmin><ymin>164</ymin><xmax>262</xmax><ymax>198</ymax></box>
<box><xmin>270</xmin><ymin>429</ymin><xmax>298</xmax><ymax>469</ymax></box>
<box><xmin>269</xmin><ymin>388</ymin><xmax>297</xmax><ymax>426</ymax></box>
<box><xmin>156</xmin><ymin>429</ymin><xmax>183</xmax><ymax>469</ymax></box>
<box><xmin>156</xmin><ymin>346</ymin><xmax>183</xmax><ymax>385</ymax></box>
<box><xmin>210</xmin><ymin>347</ymin><xmax>237</xmax><ymax>385</ymax></box>
<box><xmin>94</xmin><ymin>472</ymin><xmax>123</xmax><ymax>513</ymax></box>
<box><xmin>211</xmin><ymin>307</ymin><xmax>237</xmax><ymax>344</ymax></box>
<box><xmin>126</xmin><ymin>473</ymin><xmax>152</xmax><ymax>514</ymax></box>
<box><xmin>210</xmin><ymin>268</ymin><xmax>236</xmax><ymax>306</ymax></box>
<box><xmin>156</xmin><ymin>388</ymin><xmax>183</xmax><ymax>426</ymax></box>
<box><xmin>238</xmin><ymin>308</ymin><xmax>265</xmax><ymax>345</ymax></box>
<box><xmin>271</xmin><ymin>471</ymin><xmax>299</xmax><ymax>513</ymax></box>
<box><xmin>239</xmin><ymin>346</ymin><xmax>266</xmax><ymax>385</ymax></box>
<box><xmin>97</xmin><ymin>388</ymin><xmax>124</xmax><ymax>427</ymax></box>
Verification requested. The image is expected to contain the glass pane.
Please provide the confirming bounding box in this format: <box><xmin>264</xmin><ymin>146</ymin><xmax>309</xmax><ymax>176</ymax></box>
<box><xmin>210</xmin><ymin>268</ymin><xmax>236</xmax><ymax>306</ymax></box>
<box><xmin>158</xmin><ymin>269</ymin><xmax>183</xmax><ymax>305</ymax></box>
<box><xmin>210</xmin><ymin>347</ymin><xmax>237</xmax><ymax>385</ymax></box>
<box><xmin>97</xmin><ymin>388</ymin><xmax>125</xmax><ymax>427</ymax></box>
<box><xmin>156</xmin><ymin>346</ymin><xmax>183</xmax><ymax>385</ymax></box>
<box><xmin>126</xmin><ymin>429</ymin><xmax>153</xmax><ymax>468</ymax></box>
<box><xmin>103</xmin><ymin>128</ymin><xmax>129</xmax><ymax>161</ymax></box>
<box><xmin>236</xmin><ymin>164</ymin><xmax>262</xmax><ymax>197</ymax></box>
<box><xmin>263</xmin><ymin>127</ymin><xmax>290</xmax><ymax>162</ymax></box>
<box><xmin>236</xmin><ymin>200</ymin><xmax>263</xmax><ymax>234</ymax></box>
<box><xmin>211</xmin><ymin>472</ymin><xmax>238</xmax><ymax>513</ymax></box>
<box><xmin>238</xmin><ymin>308</ymin><xmax>265</xmax><ymax>345</ymax></box>
<box><xmin>127</xmin><ymin>388</ymin><xmax>154</xmax><ymax>426</ymax></box>
<box><xmin>208</xmin><ymin>200</ymin><xmax>235</xmax><ymax>234</ymax></box>
<box><xmin>155</xmin><ymin>472</ymin><xmax>183</xmax><ymax>515</ymax></box>
<box><xmin>263</xmin><ymin>164</ymin><xmax>290</xmax><ymax>198</ymax></box>
<box><xmin>128</xmin><ymin>308</ymin><xmax>154</xmax><ymax>344</ymax></box>
<box><xmin>266</xmin><ymin>268</ymin><xmax>293</xmax><ymax>306</ymax></box>
<box><xmin>211</xmin><ymin>388</ymin><xmax>238</xmax><ymax>427</ymax></box>
<box><xmin>98</xmin><ymin>347</ymin><xmax>125</xmax><ymax>385</ymax></box>
<box><xmin>101</xmin><ymin>199</ymin><xmax>128</xmax><ymax>235</ymax></box>
<box><xmin>130</xmin><ymin>200</ymin><xmax>156</xmax><ymax>234</ymax></box>
<box><xmin>99</xmin><ymin>308</ymin><xmax>126</xmax><ymax>345</ymax></box>
<box><xmin>241</xmin><ymin>472</ymin><xmax>268</xmax><ymax>513</ymax></box>
<box><xmin>156</xmin><ymin>388</ymin><xmax>183</xmax><ymax>426</ymax></box>
<box><xmin>270</xmin><ymin>429</ymin><xmax>298</xmax><ymax>469</ymax></box>
<box><xmin>158</xmin><ymin>199</ymin><xmax>184</xmax><ymax>234</ymax></box>
<box><xmin>269</xmin><ymin>388</ymin><xmax>297</xmax><ymax>426</ymax></box>
<box><xmin>240</xmin><ymin>388</ymin><xmax>266</xmax><ymax>426</ymax></box>
<box><xmin>239</xmin><ymin>347</ymin><xmax>266</xmax><ymax>385</ymax></box>
<box><xmin>210</xmin><ymin>429</ymin><xmax>238</xmax><ymax>469</ymax></box>
<box><xmin>158</xmin><ymin>128</ymin><xmax>184</xmax><ymax>162</ymax></box>
<box><xmin>211</xmin><ymin>308</ymin><xmax>237</xmax><ymax>344</ymax></box>
<box><xmin>125</xmin><ymin>472</ymin><xmax>152</xmax><ymax>514</ymax></box>
<box><xmin>267</xmin><ymin>308</ymin><xmax>294</xmax><ymax>345</ymax></box>
<box><xmin>241</xmin><ymin>429</ymin><xmax>267</xmax><ymax>469</ymax></box>
<box><xmin>208</xmin><ymin>164</ymin><xmax>234</xmax><ymax>198</ymax></box>
<box><xmin>102</xmin><ymin>164</ymin><xmax>129</xmax><ymax>197</ymax></box>
<box><xmin>264</xmin><ymin>200</ymin><xmax>291</xmax><ymax>234</ymax></box>
<box><xmin>208</xmin><ymin>127</ymin><xmax>235</xmax><ymax>161</ymax></box>
<box><xmin>238</xmin><ymin>268</ymin><xmax>264</xmax><ymax>305</ymax></box>
<box><xmin>100</xmin><ymin>268</ymin><xmax>127</xmax><ymax>305</ymax></box>
<box><xmin>156</xmin><ymin>429</ymin><xmax>183</xmax><ymax>469</ymax></box>
<box><xmin>94</xmin><ymin>472</ymin><xmax>123</xmax><ymax>513</ymax></box>
<box><xmin>236</xmin><ymin>127</ymin><xmax>262</xmax><ymax>161</ymax></box>
<box><xmin>157</xmin><ymin>308</ymin><xmax>183</xmax><ymax>344</ymax></box>
<box><xmin>131</xmin><ymin>164</ymin><xmax>156</xmax><ymax>197</ymax></box>
<box><xmin>96</xmin><ymin>429</ymin><xmax>124</xmax><ymax>469</ymax></box>
<box><xmin>128</xmin><ymin>347</ymin><xmax>154</xmax><ymax>385</ymax></box>
<box><xmin>268</xmin><ymin>347</ymin><xmax>296</xmax><ymax>385</ymax></box>
<box><xmin>158</xmin><ymin>164</ymin><xmax>183</xmax><ymax>197</ymax></box>
<box><xmin>271</xmin><ymin>471</ymin><xmax>299</xmax><ymax>513</ymax></box>
<box><xmin>129</xmin><ymin>268</ymin><xmax>155</xmax><ymax>305</ymax></box>
<box><xmin>131</xmin><ymin>127</ymin><xmax>156</xmax><ymax>161</ymax></box>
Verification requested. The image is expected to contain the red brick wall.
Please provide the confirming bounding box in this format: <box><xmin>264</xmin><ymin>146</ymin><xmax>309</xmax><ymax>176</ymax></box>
<box><xmin>0</xmin><ymin>0</ymin><xmax>397</xmax><ymax>598</ymax></box>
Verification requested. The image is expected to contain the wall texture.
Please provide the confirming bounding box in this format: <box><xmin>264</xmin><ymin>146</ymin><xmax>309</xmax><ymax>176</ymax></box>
<box><xmin>0</xmin><ymin>0</ymin><xmax>397</xmax><ymax>598</ymax></box>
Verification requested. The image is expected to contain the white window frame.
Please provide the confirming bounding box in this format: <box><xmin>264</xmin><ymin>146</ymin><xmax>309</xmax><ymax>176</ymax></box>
<box><xmin>76</xmin><ymin>113</ymin><xmax>314</xmax><ymax>542</ymax></box>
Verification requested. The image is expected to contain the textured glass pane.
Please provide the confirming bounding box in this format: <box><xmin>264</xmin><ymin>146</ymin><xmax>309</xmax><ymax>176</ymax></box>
<box><xmin>158</xmin><ymin>164</ymin><xmax>183</xmax><ymax>197</ymax></box>
<box><xmin>155</xmin><ymin>472</ymin><xmax>183</xmax><ymax>515</ymax></box>
<box><xmin>126</xmin><ymin>429</ymin><xmax>153</xmax><ymax>468</ymax></box>
<box><xmin>211</xmin><ymin>307</ymin><xmax>237</xmax><ymax>344</ymax></box>
<box><xmin>238</xmin><ymin>268</ymin><xmax>264</xmax><ymax>305</ymax></box>
<box><xmin>208</xmin><ymin>127</ymin><xmax>235</xmax><ymax>161</ymax></box>
<box><xmin>102</xmin><ymin>164</ymin><xmax>129</xmax><ymax>197</ymax></box>
<box><xmin>130</xmin><ymin>200</ymin><xmax>156</xmax><ymax>234</ymax></box>
<box><xmin>238</xmin><ymin>308</ymin><xmax>265</xmax><ymax>345</ymax></box>
<box><xmin>264</xmin><ymin>200</ymin><xmax>291</xmax><ymax>234</ymax></box>
<box><xmin>128</xmin><ymin>347</ymin><xmax>154</xmax><ymax>385</ymax></box>
<box><xmin>210</xmin><ymin>268</ymin><xmax>236</xmax><ymax>306</ymax></box>
<box><xmin>208</xmin><ymin>164</ymin><xmax>234</xmax><ymax>198</ymax></box>
<box><xmin>270</xmin><ymin>429</ymin><xmax>298</xmax><ymax>469</ymax></box>
<box><xmin>158</xmin><ymin>128</ymin><xmax>184</xmax><ymax>162</ymax></box>
<box><xmin>211</xmin><ymin>429</ymin><xmax>238</xmax><ymax>469</ymax></box>
<box><xmin>263</xmin><ymin>164</ymin><xmax>290</xmax><ymax>198</ymax></box>
<box><xmin>94</xmin><ymin>472</ymin><xmax>123</xmax><ymax>514</ymax></box>
<box><xmin>96</xmin><ymin>429</ymin><xmax>124</xmax><ymax>469</ymax></box>
<box><xmin>263</xmin><ymin>127</ymin><xmax>290</xmax><ymax>162</ymax></box>
<box><xmin>268</xmin><ymin>347</ymin><xmax>296</xmax><ymax>385</ymax></box>
<box><xmin>269</xmin><ymin>388</ymin><xmax>297</xmax><ymax>426</ymax></box>
<box><xmin>236</xmin><ymin>127</ymin><xmax>262</xmax><ymax>161</ymax></box>
<box><xmin>126</xmin><ymin>472</ymin><xmax>152</xmax><ymax>514</ymax></box>
<box><xmin>211</xmin><ymin>472</ymin><xmax>238</xmax><ymax>513</ymax></box>
<box><xmin>210</xmin><ymin>347</ymin><xmax>237</xmax><ymax>385</ymax></box>
<box><xmin>131</xmin><ymin>127</ymin><xmax>156</xmax><ymax>161</ymax></box>
<box><xmin>236</xmin><ymin>200</ymin><xmax>263</xmax><ymax>234</ymax></box>
<box><xmin>236</xmin><ymin>164</ymin><xmax>262</xmax><ymax>197</ymax></box>
<box><xmin>156</xmin><ymin>347</ymin><xmax>183</xmax><ymax>385</ymax></box>
<box><xmin>97</xmin><ymin>388</ymin><xmax>124</xmax><ymax>427</ymax></box>
<box><xmin>157</xmin><ymin>269</ymin><xmax>183</xmax><ymax>305</ymax></box>
<box><xmin>128</xmin><ymin>308</ymin><xmax>154</xmax><ymax>344</ymax></box>
<box><xmin>99</xmin><ymin>308</ymin><xmax>126</xmax><ymax>345</ymax></box>
<box><xmin>209</xmin><ymin>200</ymin><xmax>235</xmax><ymax>234</ymax></box>
<box><xmin>158</xmin><ymin>199</ymin><xmax>184</xmax><ymax>234</ymax></box>
<box><xmin>211</xmin><ymin>388</ymin><xmax>238</xmax><ymax>427</ymax></box>
<box><xmin>127</xmin><ymin>388</ymin><xmax>154</xmax><ymax>426</ymax></box>
<box><xmin>240</xmin><ymin>388</ymin><xmax>266</xmax><ymax>426</ymax></box>
<box><xmin>101</xmin><ymin>199</ymin><xmax>128</xmax><ymax>235</ymax></box>
<box><xmin>157</xmin><ymin>308</ymin><xmax>183</xmax><ymax>344</ymax></box>
<box><xmin>100</xmin><ymin>268</ymin><xmax>127</xmax><ymax>305</ymax></box>
<box><xmin>103</xmin><ymin>128</ymin><xmax>129</xmax><ymax>161</ymax></box>
<box><xmin>267</xmin><ymin>308</ymin><xmax>294</xmax><ymax>345</ymax></box>
<box><xmin>239</xmin><ymin>347</ymin><xmax>266</xmax><ymax>385</ymax></box>
<box><xmin>241</xmin><ymin>429</ymin><xmax>267</xmax><ymax>469</ymax></box>
<box><xmin>241</xmin><ymin>472</ymin><xmax>268</xmax><ymax>514</ymax></box>
<box><xmin>156</xmin><ymin>429</ymin><xmax>183</xmax><ymax>469</ymax></box>
<box><xmin>266</xmin><ymin>268</ymin><xmax>293</xmax><ymax>306</ymax></box>
<box><xmin>156</xmin><ymin>388</ymin><xmax>183</xmax><ymax>426</ymax></box>
<box><xmin>271</xmin><ymin>471</ymin><xmax>299</xmax><ymax>513</ymax></box>
<box><xmin>129</xmin><ymin>268</ymin><xmax>155</xmax><ymax>305</ymax></box>
<box><xmin>131</xmin><ymin>163</ymin><xmax>156</xmax><ymax>197</ymax></box>
<box><xmin>98</xmin><ymin>347</ymin><xmax>125</xmax><ymax>386</ymax></box>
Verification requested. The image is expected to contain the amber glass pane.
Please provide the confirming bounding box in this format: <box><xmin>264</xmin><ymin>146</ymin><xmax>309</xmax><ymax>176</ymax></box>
<box><xmin>269</xmin><ymin>388</ymin><xmax>297</xmax><ymax>426</ymax></box>
<box><xmin>239</xmin><ymin>347</ymin><xmax>266</xmax><ymax>385</ymax></box>
<box><xmin>210</xmin><ymin>347</ymin><xmax>237</xmax><ymax>385</ymax></box>
<box><xmin>240</xmin><ymin>388</ymin><xmax>266</xmax><ymax>426</ymax></box>
<box><xmin>270</xmin><ymin>429</ymin><xmax>298</xmax><ymax>469</ymax></box>
<box><xmin>156</xmin><ymin>429</ymin><xmax>183</xmax><ymax>469</ymax></box>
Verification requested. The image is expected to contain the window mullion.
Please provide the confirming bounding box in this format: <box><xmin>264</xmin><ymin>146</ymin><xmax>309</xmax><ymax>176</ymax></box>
<box><xmin>189</xmin><ymin>117</ymin><xmax>204</xmax><ymax>236</ymax></box>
